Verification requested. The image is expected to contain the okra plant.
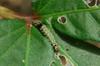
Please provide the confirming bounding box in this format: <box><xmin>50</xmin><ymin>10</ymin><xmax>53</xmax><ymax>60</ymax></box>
<box><xmin>0</xmin><ymin>0</ymin><xmax>100</xmax><ymax>66</ymax></box>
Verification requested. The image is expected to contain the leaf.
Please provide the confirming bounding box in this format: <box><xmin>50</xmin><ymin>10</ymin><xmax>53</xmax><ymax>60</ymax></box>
<box><xmin>36</xmin><ymin>0</ymin><xmax>100</xmax><ymax>41</ymax></box>
<box><xmin>35</xmin><ymin>0</ymin><xmax>100</xmax><ymax>65</ymax></box>
<box><xmin>0</xmin><ymin>20</ymin><xmax>54</xmax><ymax>66</ymax></box>
<box><xmin>0</xmin><ymin>0</ymin><xmax>100</xmax><ymax>66</ymax></box>
<box><xmin>41</xmin><ymin>17</ymin><xmax>100</xmax><ymax>66</ymax></box>
<box><xmin>52</xmin><ymin>28</ymin><xmax>100</xmax><ymax>66</ymax></box>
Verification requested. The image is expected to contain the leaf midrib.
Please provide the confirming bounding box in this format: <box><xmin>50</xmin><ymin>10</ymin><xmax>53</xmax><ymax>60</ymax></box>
<box><xmin>42</xmin><ymin>7</ymin><xmax>100</xmax><ymax>18</ymax></box>
<box><xmin>25</xmin><ymin>30</ymin><xmax>31</xmax><ymax>66</ymax></box>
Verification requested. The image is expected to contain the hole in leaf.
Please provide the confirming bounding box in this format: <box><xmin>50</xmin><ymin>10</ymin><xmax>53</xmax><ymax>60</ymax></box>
<box><xmin>59</xmin><ymin>55</ymin><xmax>73</xmax><ymax>66</ymax></box>
<box><xmin>85</xmin><ymin>0</ymin><xmax>100</xmax><ymax>6</ymax></box>
<box><xmin>57</xmin><ymin>16</ymin><xmax>67</xmax><ymax>24</ymax></box>
<box><xmin>88</xmin><ymin>0</ymin><xmax>96</xmax><ymax>6</ymax></box>
<box><xmin>59</xmin><ymin>55</ymin><xmax>67</xmax><ymax>66</ymax></box>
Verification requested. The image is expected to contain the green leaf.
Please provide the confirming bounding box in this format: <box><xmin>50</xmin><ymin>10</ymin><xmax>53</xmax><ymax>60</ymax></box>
<box><xmin>51</xmin><ymin>11</ymin><xmax>100</xmax><ymax>41</ymax></box>
<box><xmin>0</xmin><ymin>0</ymin><xmax>100</xmax><ymax>66</ymax></box>
<box><xmin>36</xmin><ymin>0</ymin><xmax>100</xmax><ymax>41</ymax></box>
<box><xmin>52</xmin><ymin>28</ymin><xmax>100</xmax><ymax>66</ymax></box>
<box><xmin>0</xmin><ymin>20</ymin><xmax>54</xmax><ymax>66</ymax></box>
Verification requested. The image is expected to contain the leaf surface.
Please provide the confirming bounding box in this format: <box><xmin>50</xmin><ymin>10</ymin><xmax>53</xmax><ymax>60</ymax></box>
<box><xmin>0</xmin><ymin>0</ymin><xmax>100</xmax><ymax>66</ymax></box>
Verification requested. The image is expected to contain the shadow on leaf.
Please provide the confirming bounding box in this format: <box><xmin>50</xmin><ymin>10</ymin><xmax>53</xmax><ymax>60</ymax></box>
<box><xmin>54</xmin><ymin>28</ymin><xmax>100</xmax><ymax>55</ymax></box>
